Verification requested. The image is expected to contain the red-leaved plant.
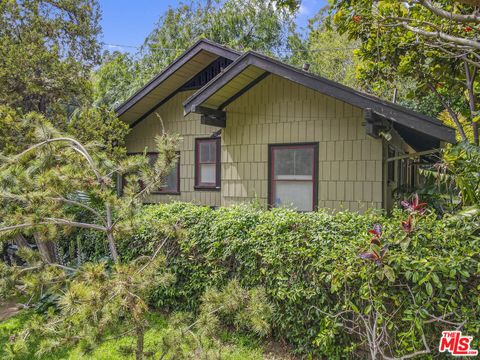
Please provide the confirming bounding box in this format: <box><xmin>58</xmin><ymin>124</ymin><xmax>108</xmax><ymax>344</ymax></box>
<box><xmin>359</xmin><ymin>224</ymin><xmax>388</xmax><ymax>266</ymax></box>
<box><xmin>398</xmin><ymin>193</ymin><xmax>428</xmax><ymax>250</ymax></box>
<box><xmin>401</xmin><ymin>215</ymin><xmax>413</xmax><ymax>234</ymax></box>
<box><xmin>401</xmin><ymin>193</ymin><xmax>427</xmax><ymax>215</ymax></box>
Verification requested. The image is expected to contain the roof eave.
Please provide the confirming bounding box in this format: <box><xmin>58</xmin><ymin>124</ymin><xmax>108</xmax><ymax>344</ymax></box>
<box><xmin>115</xmin><ymin>38</ymin><xmax>241</xmax><ymax>118</ymax></box>
<box><xmin>183</xmin><ymin>51</ymin><xmax>456</xmax><ymax>144</ymax></box>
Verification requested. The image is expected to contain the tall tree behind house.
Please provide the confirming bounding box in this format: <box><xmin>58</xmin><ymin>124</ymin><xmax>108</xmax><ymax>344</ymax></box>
<box><xmin>0</xmin><ymin>0</ymin><xmax>101</xmax><ymax>118</ymax></box>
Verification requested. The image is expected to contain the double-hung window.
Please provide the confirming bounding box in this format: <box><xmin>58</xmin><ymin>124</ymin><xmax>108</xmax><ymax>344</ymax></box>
<box><xmin>152</xmin><ymin>152</ymin><xmax>180</xmax><ymax>194</ymax></box>
<box><xmin>121</xmin><ymin>152</ymin><xmax>180</xmax><ymax>195</ymax></box>
<box><xmin>195</xmin><ymin>138</ymin><xmax>221</xmax><ymax>190</ymax></box>
<box><xmin>269</xmin><ymin>143</ymin><xmax>318</xmax><ymax>212</ymax></box>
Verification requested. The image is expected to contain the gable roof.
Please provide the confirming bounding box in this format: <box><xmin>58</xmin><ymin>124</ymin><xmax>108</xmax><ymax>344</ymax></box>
<box><xmin>115</xmin><ymin>39</ymin><xmax>241</xmax><ymax>125</ymax></box>
<box><xmin>183</xmin><ymin>51</ymin><xmax>456</xmax><ymax>144</ymax></box>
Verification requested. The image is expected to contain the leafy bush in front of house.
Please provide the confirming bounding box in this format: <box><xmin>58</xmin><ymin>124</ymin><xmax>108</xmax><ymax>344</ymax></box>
<box><xmin>117</xmin><ymin>201</ymin><xmax>480</xmax><ymax>358</ymax></box>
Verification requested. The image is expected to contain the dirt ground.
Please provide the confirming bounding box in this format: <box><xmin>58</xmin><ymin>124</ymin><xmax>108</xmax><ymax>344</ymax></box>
<box><xmin>264</xmin><ymin>340</ymin><xmax>301</xmax><ymax>360</ymax></box>
<box><xmin>0</xmin><ymin>300</ymin><xmax>20</xmax><ymax>322</ymax></box>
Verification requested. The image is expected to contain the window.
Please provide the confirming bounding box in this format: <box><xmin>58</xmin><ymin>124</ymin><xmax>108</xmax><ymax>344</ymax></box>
<box><xmin>269</xmin><ymin>143</ymin><xmax>318</xmax><ymax>212</ymax></box>
<box><xmin>151</xmin><ymin>152</ymin><xmax>180</xmax><ymax>194</ymax></box>
<box><xmin>121</xmin><ymin>152</ymin><xmax>180</xmax><ymax>195</ymax></box>
<box><xmin>195</xmin><ymin>138</ymin><xmax>221</xmax><ymax>190</ymax></box>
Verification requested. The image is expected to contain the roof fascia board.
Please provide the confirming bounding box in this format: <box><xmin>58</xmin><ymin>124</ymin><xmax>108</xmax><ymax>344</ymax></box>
<box><xmin>115</xmin><ymin>39</ymin><xmax>241</xmax><ymax>117</ymax></box>
<box><xmin>129</xmin><ymin>56</ymin><xmax>228</xmax><ymax>129</ymax></box>
<box><xmin>183</xmin><ymin>53</ymin><xmax>253</xmax><ymax>115</ymax></box>
<box><xmin>247</xmin><ymin>56</ymin><xmax>455</xmax><ymax>143</ymax></box>
<box><xmin>184</xmin><ymin>52</ymin><xmax>455</xmax><ymax>143</ymax></box>
<box><xmin>217</xmin><ymin>71</ymin><xmax>270</xmax><ymax>110</ymax></box>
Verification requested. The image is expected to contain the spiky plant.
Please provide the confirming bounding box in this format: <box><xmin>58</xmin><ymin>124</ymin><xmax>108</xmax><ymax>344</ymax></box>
<box><xmin>158</xmin><ymin>280</ymin><xmax>273</xmax><ymax>360</ymax></box>
<box><xmin>0</xmin><ymin>115</ymin><xmax>179</xmax><ymax>263</ymax></box>
<box><xmin>4</xmin><ymin>247</ymin><xmax>175</xmax><ymax>360</ymax></box>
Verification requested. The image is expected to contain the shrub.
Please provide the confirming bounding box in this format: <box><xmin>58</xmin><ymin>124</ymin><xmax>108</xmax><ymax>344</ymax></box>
<box><xmin>117</xmin><ymin>202</ymin><xmax>480</xmax><ymax>358</ymax></box>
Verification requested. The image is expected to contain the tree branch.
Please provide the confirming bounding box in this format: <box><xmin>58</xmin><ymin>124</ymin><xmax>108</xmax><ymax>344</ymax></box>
<box><xmin>0</xmin><ymin>219</ymin><xmax>107</xmax><ymax>233</ymax></box>
<box><xmin>44</xmin><ymin>218</ymin><xmax>107</xmax><ymax>231</ymax></box>
<box><xmin>464</xmin><ymin>59</ymin><xmax>479</xmax><ymax>145</ymax></box>
<box><xmin>417</xmin><ymin>0</ymin><xmax>480</xmax><ymax>24</ymax></box>
<box><xmin>426</xmin><ymin>82</ymin><xmax>468</xmax><ymax>141</ymax></box>
<box><xmin>400</xmin><ymin>22</ymin><xmax>480</xmax><ymax>50</ymax></box>
<box><xmin>379</xmin><ymin>332</ymin><xmax>431</xmax><ymax>360</ymax></box>
<box><xmin>424</xmin><ymin>43</ymin><xmax>480</xmax><ymax>68</ymax></box>
<box><xmin>5</xmin><ymin>137</ymin><xmax>102</xmax><ymax>182</ymax></box>
<box><xmin>50</xmin><ymin>197</ymin><xmax>104</xmax><ymax>220</ymax></box>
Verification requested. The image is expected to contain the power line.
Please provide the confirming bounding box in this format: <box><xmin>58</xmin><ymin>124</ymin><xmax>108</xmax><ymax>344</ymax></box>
<box><xmin>101</xmin><ymin>42</ymin><xmax>357</xmax><ymax>53</ymax></box>
<box><xmin>101</xmin><ymin>43</ymin><xmax>180</xmax><ymax>51</ymax></box>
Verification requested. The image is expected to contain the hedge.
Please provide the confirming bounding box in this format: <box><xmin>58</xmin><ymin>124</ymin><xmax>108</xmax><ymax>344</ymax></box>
<box><xmin>116</xmin><ymin>202</ymin><xmax>479</xmax><ymax>358</ymax></box>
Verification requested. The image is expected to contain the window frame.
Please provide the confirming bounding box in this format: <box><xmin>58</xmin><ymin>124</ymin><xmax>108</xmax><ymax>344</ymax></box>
<box><xmin>122</xmin><ymin>151</ymin><xmax>180</xmax><ymax>196</ymax></box>
<box><xmin>194</xmin><ymin>137</ymin><xmax>221</xmax><ymax>191</ymax></box>
<box><xmin>151</xmin><ymin>151</ymin><xmax>181</xmax><ymax>195</ymax></box>
<box><xmin>268</xmin><ymin>142</ymin><xmax>319</xmax><ymax>212</ymax></box>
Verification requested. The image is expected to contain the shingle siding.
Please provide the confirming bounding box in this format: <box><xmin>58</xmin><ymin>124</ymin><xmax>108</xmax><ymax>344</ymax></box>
<box><xmin>125</xmin><ymin>90</ymin><xmax>221</xmax><ymax>206</ymax></box>
<box><xmin>125</xmin><ymin>75</ymin><xmax>384</xmax><ymax>212</ymax></box>
<box><xmin>222</xmin><ymin>75</ymin><xmax>383</xmax><ymax>211</ymax></box>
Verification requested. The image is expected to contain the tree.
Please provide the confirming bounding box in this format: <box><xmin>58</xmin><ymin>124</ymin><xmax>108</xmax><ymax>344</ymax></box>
<box><xmin>329</xmin><ymin>0</ymin><xmax>480</xmax><ymax>144</ymax></box>
<box><xmin>92</xmin><ymin>51</ymin><xmax>139</xmax><ymax>109</ymax></box>
<box><xmin>0</xmin><ymin>0</ymin><xmax>101</xmax><ymax>117</ymax></box>
<box><xmin>2</xmin><ymin>247</ymin><xmax>175</xmax><ymax>360</ymax></box>
<box><xmin>0</xmin><ymin>105</ymin><xmax>130</xmax><ymax>262</ymax></box>
<box><xmin>141</xmin><ymin>0</ymin><xmax>294</xmax><ymax>77</ymax></box>
<box><xmin>288</xmin><ymin>8</ymin><xmax>361</xmax><ymax>89</ymax></box>
<box><xmin>0</xmin><ymin>117</ymin><xmax>178</xmax><ymax>264</ymax></box>
<box><xmin>94</xmin><ymin>0</ymin><xmax>297</xmax><ymax>108</ymax></box>
<box><xmin>66</xmin><ymin>106</ymin><xmax>130</xmax><ymax>160</ymax></box>
<box><xmin>0</xmin><ymin>106</ymin><xmax>36</xmax><ymax>157</ymax></box>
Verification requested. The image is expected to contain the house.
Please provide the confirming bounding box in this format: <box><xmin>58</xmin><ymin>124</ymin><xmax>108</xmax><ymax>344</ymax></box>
<box><xmin>116</xmin><ymin>39</ymin><xmax>455</xmax><ymax>212</ymax></box>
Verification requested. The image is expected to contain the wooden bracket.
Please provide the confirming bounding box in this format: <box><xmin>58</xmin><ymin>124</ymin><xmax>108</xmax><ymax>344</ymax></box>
<box><xmin>196</xmin><ymin>106</ymin><xmax>226</xmax><ymax>128</ymax></box>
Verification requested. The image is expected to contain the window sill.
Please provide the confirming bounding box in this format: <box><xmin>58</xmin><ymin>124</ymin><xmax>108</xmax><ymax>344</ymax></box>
<box><xmin>194</xmin><ymin>186</ymin><xmax>221</xmax><ymax>191</ymax></box>
<box><xmin>151</xmin><ymin>191</ymin><xmax>181</xmax><ymax>195</ymax></box>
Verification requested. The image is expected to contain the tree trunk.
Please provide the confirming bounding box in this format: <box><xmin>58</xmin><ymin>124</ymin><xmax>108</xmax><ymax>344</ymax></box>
<box><xmin>428</xmin><ymin>82</ymin><xmax>468</xmax><ymax>142</ymax></box>
<box><xmin>464</xmin><ymin>60</ymin><xmax>478</xmax><ymax>145</ymax></box>
<box><xmin>135</xmin><ymin>325</ymin><xmax>144</xmax><ymax>360</ymax></box>
<box><xmin>106</xmin><ymin>231</ymin><xmax>118</xmax><ymax>263</ymax></box>
<box><xmin>13</xmin><ymin>234</ymin><xmax>29</xmax><ymax>248</ymax></box>
<box><xmin>105</xmin><ymin>204</ymin><xmax>119</xmax><ymax>263</ymax></box>
<box><xmin>473</xmin><ymin>122</ymin><xmax>479</xmax><ymax>146</ymax></box>
<box><xmin>33</xmin><ymin>233</ymin><xmax>57</xmax><ymax>264</ymax></box>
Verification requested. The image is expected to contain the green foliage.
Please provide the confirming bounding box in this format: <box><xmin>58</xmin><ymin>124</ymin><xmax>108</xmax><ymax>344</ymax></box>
<box><xmin>92</xmin><ymin>52</ymin><xmax>140</xmax><ymax>109</ymax></box>
<box><xmin>0</xmin><ymin>247</ymin><xmax>67</xmax><ymax>307</ymax></box>
<box><xmin>0</xmin><ymin>310</ymin><xmax>268</xmax><ymax>360</ymax></box>
<box><xmin>141</xmin><ymin>0</ymin><xmax>293</xmax><ymax>75</ymax></box>
<box><xmin>94</xmin><ymin>0</ymin><xmax>296</xmax><ymax>107</ymax></box>
<box><xmin>2</xmin><ymin>253</ymin><xmax>272</xmax><ymax>359</ymax></box>
<box><xmin>118</xmin><ymin>202</ymin><xmax>480</xmax><ymax>357</ymax></box>
<box><xmin>66</xmin><ymin>106</ymin><xmax>130</xmax><ymax>159</ymax></box>
<box><xmin>288</xmin><ymin>8</ymin><xmax>360</xmax><ymax>89</ymax></box>
<box><xmin>197</xmin><ymin>280</ymin><xmax>272</xmax><ymax>338</ymax></box>
<box><xmin>329</xmin><ymin>0</ymin><xmax>480</xmax><ymax>143</ymax></box>
<box><xmin>0</xmin><ymin>0</ymin><xmax>101</xmax><ymax>116</ymax></box>
<box><xmin>3</xmin><ymin>250</ymin><xmax>175</xmax><ymax>359</ymax></box>
<box><xmin>158</xmin><ymin>280</ymin><xmax>272</xmax><ymax>360</ymax></box>
<box><xmin>421</xmin><ymin>142</ymin><xmax>480</xmax><ymax>209</ymax></box>
<box><xmin>0</xmin><ymin>106</ymin><xmax>36</xmax><ymax>156</ymax></box>
<box><xmin>0</xmin><ymin>119</ymin><xmax>178</xmax><ymax>263</ymax></box>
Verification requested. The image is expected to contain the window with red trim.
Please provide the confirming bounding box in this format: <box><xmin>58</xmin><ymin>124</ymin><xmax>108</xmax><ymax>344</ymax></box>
<box><xmin>121</xmin><ymin>152</ymin><xmax>180</xmax><ymax>195</ymax></box>
<box><xmin>195</xmin><ymin>138</ymin><xmax>220</xmax><ymax>190</ymax></box>
<box><xmin>269</xmin><ymin>143</ymin><xmax>318</xmax><ymax>212</ymax></box>
<box><xmin>151</xmin><ymin>152</ymin><xmax>180</xmax><ymax>194</ymax></box>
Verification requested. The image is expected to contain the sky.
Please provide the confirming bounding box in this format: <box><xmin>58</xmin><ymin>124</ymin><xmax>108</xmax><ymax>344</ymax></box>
<box><xmin>99</xmin><ymin>0</ymin><xmax>327</xmax><ymax>54</ymax></box>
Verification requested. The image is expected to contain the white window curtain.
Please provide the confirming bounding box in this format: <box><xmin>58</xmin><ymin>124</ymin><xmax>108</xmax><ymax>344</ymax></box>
<box><xmin>272</xmin><ymin>146</ymin><xmax>315</xmax><ymax>211</ymax></box>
